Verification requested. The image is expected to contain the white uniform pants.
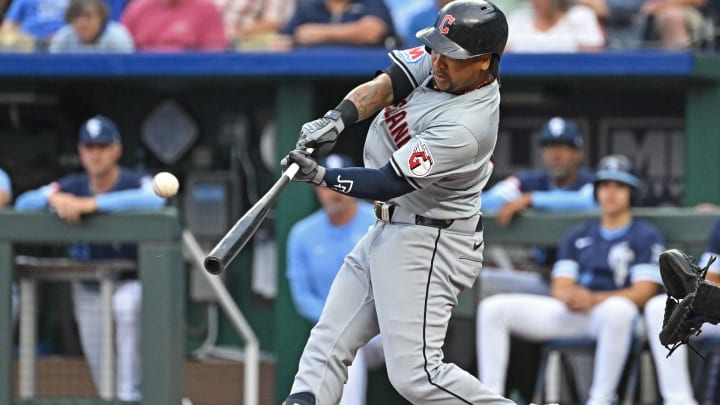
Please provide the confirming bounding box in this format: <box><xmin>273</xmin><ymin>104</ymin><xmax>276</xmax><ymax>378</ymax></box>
<box><xmin>73</xmin><ymin>280</ymin><xmax>141</xmax><ymax>401</ymax></box>
<box><xmin>478</xmin><ymin>293</ymin><xmax>638</xmax><ymax>405</ymax></box>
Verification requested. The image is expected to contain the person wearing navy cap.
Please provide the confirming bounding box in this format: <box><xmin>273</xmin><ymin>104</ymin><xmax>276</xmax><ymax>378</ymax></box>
<box><xmin>286</xmin><ymin>154</ymin><xmax>384</xmax><ymax>405</ymax></box>
<box><xmin>482</xmin><ymin>116</ymin><xmax>595</xmax><ymax>226</ymax></box>
<box><xmin>15</xmin><ymin>115</ymin><xmax>165</xmax><ymax>401</ymax></box>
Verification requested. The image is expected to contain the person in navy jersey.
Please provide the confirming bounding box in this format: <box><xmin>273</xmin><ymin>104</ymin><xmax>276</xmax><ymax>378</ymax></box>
<box><xmin>287</xmin><ymin>154</ymin><xmax>383</xmax><ymax>405</ymax></box>
<box><xmin>15</xmin><ymin>115</ymin><xmax>165</xmax><ymax>401</ymax></box>
<box><xmin>478</xmin><ymin>155</ymin><xmax>665</xmax><ymax>404</ymax></box>
<box><xmin>281</xmin><ymin>0</ymin><xmax>396</xmax><ymax>48</ymax></box>
<box><xmin>479</xmin><ymin>117</ymin><xmax>596</xmax><ymax>299</ymax></box>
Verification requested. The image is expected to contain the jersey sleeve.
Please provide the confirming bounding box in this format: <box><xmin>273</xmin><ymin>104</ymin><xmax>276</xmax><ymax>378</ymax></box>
<box><xmin>388</xmin><ymin>122</ymin><xmax>490</xmax><ymax>190</ymax></box>
<box><xmin>701</xmin><ymin>219</ymin><xmax>720</xmax><ymax>274</ymax></box>
<box><xmin>629</xmin><ymin>227</ymin><xmax>665</xmax><ymax>284</ymax></box>
<box><xmin>0</xmin><ymin>169</ymin><xmax>11</xmax><ymax>198</ymax></box>
<box><xmin>551</xmin><ymin>229</ymin><xmax>581</xmax><ymax>280</ymax></box>
<box><xmin>386</xmin><ymin>46</ymin><xmax>432</xmax><ymax>90</ymax></box>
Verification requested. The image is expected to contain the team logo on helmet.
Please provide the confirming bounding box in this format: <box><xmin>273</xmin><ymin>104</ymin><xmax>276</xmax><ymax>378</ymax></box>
<box><xmin>408</xmin><ymin>140</ymin><xmax>434</xmax><ymax>177</ymax></box>
<box><xmin>438</xmin><ymin>14</ymin><xmax>455</xmax><ymax>34</ymax></box>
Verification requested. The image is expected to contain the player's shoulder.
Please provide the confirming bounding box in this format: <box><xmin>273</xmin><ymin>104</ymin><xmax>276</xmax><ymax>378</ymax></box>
<box><xmin>389</xmin><ymin>46</ymin><xmax>429</xmax><ymax>66</ymax></box>
<box><xmin>629</xmin><ymin>219</ymin><xmax>664</xmax><ymax>239</ymax></box>
<box><xmin>514</xmin><ymin>170</ymin><xmax>549</xmax><ymax>189</ymax></box>
<box><xmin>57</xmin><ymin>172</ymin><xmax>89</xmax><ymax>189</ymax></box>
<box><xmin>576</xmin><ymin>168</ymin><xmax>597</xmax><ymax>185</ymax></box>
<box><xmin>564</xmin><ymin>218</ymin><xmax>598</xmax><ymax>241</ymax></box>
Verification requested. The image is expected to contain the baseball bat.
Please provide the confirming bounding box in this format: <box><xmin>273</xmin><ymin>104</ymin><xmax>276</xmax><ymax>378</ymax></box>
<box><xmin>203</xmin><ymin>148</ymin><xmax>313</xmax><ymax>275</ymax></box>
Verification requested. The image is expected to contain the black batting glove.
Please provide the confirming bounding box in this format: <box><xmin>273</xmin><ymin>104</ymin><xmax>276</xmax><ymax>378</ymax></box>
<box><xmin>281</xmin><ymin>149</ymin><xmax>326</xmax><ymax>185</ymax></box>
<box><xmin>296</xmin><ymin>110</ymin><xmax>344</xmax><ymax>156</ymax></box>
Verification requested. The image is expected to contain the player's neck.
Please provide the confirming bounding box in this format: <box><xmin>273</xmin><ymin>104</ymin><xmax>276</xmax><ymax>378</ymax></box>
<box><xmin>600</xmin><ymin>209</ymin><xmax>632</xmax><ymax>230</ymax></box>
<box><xmin>327</xmin><ymin>202</ymin><xmax>358</xmax><ymax>226</ymax></box>
<box><xmin>89</xmin><ymin>166</ymin><xmax>120</xmax><ymax>194</ymax></box>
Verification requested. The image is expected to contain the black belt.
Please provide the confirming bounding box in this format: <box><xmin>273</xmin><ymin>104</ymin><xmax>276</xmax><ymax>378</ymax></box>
<box><xmin>374</xmin><ymin>201</ymin><xmax>483</xmax><ymax>232</ymax></box>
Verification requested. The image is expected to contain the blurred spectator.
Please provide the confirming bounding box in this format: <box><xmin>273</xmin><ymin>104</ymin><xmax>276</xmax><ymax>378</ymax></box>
<box><xmin>505</xmin><ymin>0</ymin><xmax>606</xmax><ymax>52</ymax></box>
<box><xmin>642</xmin><ymin>0</ymin><xmax>706</xmax><ymax>48</ymax></box>
<box><xmin>404</xmin><ymin>0</ymin><xmax>450</xmax><ymax>48</ymax></box>
<box><xmin>120</xmin><ymin>0</ymin><xmax>227</xmax><ymax>51</ymax></box>
<box><xmin>49</xmin><ymin>0</ymin><xmax>134</xmax><ymax>52</ymax></box>
<box><xmin>287</xmin><ymin>154</ymin><xmax>384</xmax><ymax>405</ymax></box>
<box><xmin>382</xmin><ymin>0</ymin><xmax>432</xmax><ymax>46</ymax></box>
<box><xmin>405</xmin><ymin>0</ymin><xmax>524</xmax><ymax>47</ymax></box>
<box><xmin>213</xmin><ymin>0</ymin><xmax>294</xmax><ymax>44</ymax></box>
<box><xmin>0</xmin><ymin>0</ymin><xmax>69</xmax><ymax>45</ymax></box>
<box><xmin>15</xmin><ymin>115</ymin><xmax>166</xmax><ymax>401</ymax></box>
<box><xmin>280</xmin><ymin>0</ymin><xmax>396</xmax><ymax>48</ymax></box>
<box><xmin>478</xmin><ymin>155</ymin><xmax>664</xmax><ymax>403</ymax></box>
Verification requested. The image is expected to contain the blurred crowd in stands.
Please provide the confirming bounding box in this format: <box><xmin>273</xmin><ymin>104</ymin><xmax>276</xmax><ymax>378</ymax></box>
<box><xmin>0</xmin><ymin>0</ymin><xmax>716</xmax><ymax>53</ymax></box>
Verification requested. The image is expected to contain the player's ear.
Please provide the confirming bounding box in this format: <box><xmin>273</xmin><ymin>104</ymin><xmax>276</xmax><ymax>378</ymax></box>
<box><xmin>475</xmin><ymin>54</ymin><xmax>491</xmax><ymax>71</ymax></box>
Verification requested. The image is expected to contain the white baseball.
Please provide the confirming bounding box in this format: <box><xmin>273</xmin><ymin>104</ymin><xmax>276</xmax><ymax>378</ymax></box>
<box><xmin>152</xmin><ymin>171</ymin><xmax>179</xmax><ymax>198</ymax></box>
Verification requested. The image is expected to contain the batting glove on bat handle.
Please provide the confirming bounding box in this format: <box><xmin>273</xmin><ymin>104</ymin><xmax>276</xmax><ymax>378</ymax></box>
<box><xmin>282</xmin><ymin>149</ymin><xmax>325</xmax><ymax>185</ymax></box>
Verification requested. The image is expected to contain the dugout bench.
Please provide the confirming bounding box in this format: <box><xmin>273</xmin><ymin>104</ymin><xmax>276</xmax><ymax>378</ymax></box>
<box><xmin>0</xmin><ymin>209</ymin><xmax>183</xmax><ymax>405</ymax></box>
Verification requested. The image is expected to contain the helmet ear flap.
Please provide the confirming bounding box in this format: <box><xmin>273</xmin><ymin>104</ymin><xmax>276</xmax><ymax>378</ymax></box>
<box><xmin>425</xmin><ymin>45</ymin><xmax>432</xmax><ymax>54</ymax></box>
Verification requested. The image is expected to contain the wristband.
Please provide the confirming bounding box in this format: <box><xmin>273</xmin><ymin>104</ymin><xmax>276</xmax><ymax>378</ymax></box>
<box><xmin>333</xmin><ymin>99</ymin><xmax>359</xmax><ymax>128</ymax></box>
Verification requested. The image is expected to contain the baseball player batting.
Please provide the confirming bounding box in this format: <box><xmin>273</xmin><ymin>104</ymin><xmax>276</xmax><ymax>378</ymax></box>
<box><xmin>281</xmin><ymin>1</ymin><xmax>512</xmax><ymax>404</ymax></box>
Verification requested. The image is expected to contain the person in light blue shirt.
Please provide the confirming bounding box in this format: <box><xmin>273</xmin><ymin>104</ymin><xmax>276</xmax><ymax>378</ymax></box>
<box><xmin>403</xmin><ymin>0</ymin><xmax>444</xmax><ymax>47</ymax></box>
<box><xmin>15</xmin><ymin>115</ymin><xmax>165</xmax><ymax>401</ymax></box>
<box><xmin>287</xmin><ymin>154</ymin><xmax>383</xmax><ymax>405</ymax></box>
<box><xmin>1</xmin><ymin>0</ymin><xmax>70</xmax><ymax>42</ymax></box>
<box><xmin>49</xmin><ymin>0</ymin><xmax>134</xmax><ymax>53</ymax></box>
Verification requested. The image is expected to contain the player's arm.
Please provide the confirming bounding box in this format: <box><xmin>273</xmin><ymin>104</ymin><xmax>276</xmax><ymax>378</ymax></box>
<box><xmin>480</xmin><ymin>177</ymin><xmax>522</xmax><ymax>212</ymax></box>
<box><xmin>15</xmin><ymin>185</ymin><xmax>56</xmax><ymax>210</ymax></box>
<box><xmin>590</xmin><ymin>281</ymin><xmax>660</xmax><ymax>308</ymax></box>
<box><xmin>292</xmin><ymin>16</ymin><xmax>389</xmax><ymax>47</ymax></box>
<box><xmin>530</xmin><ymin>184</ymin><xmax>598</xmax><ymax>211</ymax></box>
<box><xmin>94</xmin><ymin>177</ymin><xmax>165</xmax><ymax>212</ymax></box>
<box><xmin>0</xmin><ymin>169</ymin><xmax>11</xmax><ymax>207</ymax></box>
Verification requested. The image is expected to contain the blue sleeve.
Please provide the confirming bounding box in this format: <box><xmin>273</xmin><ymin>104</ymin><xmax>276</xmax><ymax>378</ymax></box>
<box><xmin>286</xmin><ymin>226</ymin><xmax>327</xmax><ymax>323</ymax></box>
<box><xmin>707</xmin><ymin>219</ymin><xmax>720</xmax><ymax>254</ymax></box>
<box><xmin>281</xmin><ymin>5</ymin><xmax>307</xmax><ymax>34</ymax></box>
<box><xmin>556</xmin><ymin>227</ymin><xmax>580</xmax><ymax>261</ymax></box>
<box><xmin>530</xmin><ymin>184</ymin><xmax>598</xmax><ymax>211</ymax></box>
<box><xmin>364</xmin><ymin>0</ymin><xmax>395</xmax><ymax>35</ymax></box>
<box><xmin>4</xmin><ymin>0</ymin><xmax>27</xmax><ymax>23</ymax></box>
<box><xmin>635</xmin><ymin>227</ymin><xmax>665</xmax><ymax>264</ymax></box>
<box><xmin>323</xmin><ymin>163</ymin><xmax>414</xmax><ymax>201</ymax></box>
<box><xmin>480</xmin><ymin>177</ymin><xmax>522</xmax><ymax>212</ymax></box>
<box><xmin>15</xmin><ymin>186</ymin><xmax>53</xmax><ymax>210</ymax></box>
<box><xmin>0</xmin><ymin>169</ymin><xmax>11</xmax><ymax>198</ymax></box>
<box><xmin>95</xmin><ymin>188</ymin><xmax>165</xmax><ymax>211</ymax></box>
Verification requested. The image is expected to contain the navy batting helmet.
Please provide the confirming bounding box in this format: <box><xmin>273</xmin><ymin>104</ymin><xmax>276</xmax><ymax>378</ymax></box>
<box><xmin>595</xmin><ymin>155</ymin><xmax>641</xmax><ymax>189</ymax></box>
<box><xmin>416</xmin><ymin>0</ymin><xmax>508</xmax><ymax>60</ymax></box>
<box><xmin>538</xmin><ymin>117</ymin><xmax>584</xmax><ymax>149</ymax></box>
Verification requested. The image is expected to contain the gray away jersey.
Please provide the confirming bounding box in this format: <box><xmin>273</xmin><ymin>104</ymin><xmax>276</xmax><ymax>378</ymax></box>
<box><xmin>363</xmin><ymin>46</ymin><xmax>500</xmax><ymax>219</ymax></box>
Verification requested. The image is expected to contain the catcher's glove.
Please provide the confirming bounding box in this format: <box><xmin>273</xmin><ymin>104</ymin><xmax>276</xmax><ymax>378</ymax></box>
<box><xmin>658</xmin><ymin>249</ymin><xmax>720</xmax><ymax>357</ymax></box>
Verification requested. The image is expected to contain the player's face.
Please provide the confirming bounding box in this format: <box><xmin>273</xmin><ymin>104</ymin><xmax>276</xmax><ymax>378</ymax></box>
<box><xmin>431</xmin><ymin>51</ymin><xmax>492</xmax><ymax>93</ymax></box>
<box><xmin>596</xmin><ymin>180</ymin><xmax>632</xmax><ymax>215</ymax></box>
<box><xmin>78</xmin><ymin>143</ymin><xmax>122</xmax><ymax>177</ymax></box>
<box><xmin>542</xmin><ymin>145</ymin><xmax>582</xmax><ymax>182</ymax></box>
<box><xmin>315</xmin><ymin>186</ymin><xmax>355</xmax><ymax>216</ymax></box>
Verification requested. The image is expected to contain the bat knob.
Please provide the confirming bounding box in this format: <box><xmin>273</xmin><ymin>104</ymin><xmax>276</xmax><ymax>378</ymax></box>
<box><xmin>204</xmin><ymin>256</ymin><xmax>224</xmax><ymax>275</ymax></box>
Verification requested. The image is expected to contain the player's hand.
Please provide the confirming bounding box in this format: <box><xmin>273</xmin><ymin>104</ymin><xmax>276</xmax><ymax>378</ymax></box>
<box><xmin>496</xmin><ymin>193</ymin><xmax>532</xmax><ymax>227</ymax></box>
<box><xmin>282</xmin><ymin>149</ymin><xmax>326</xmax><ymax>185</ymax></box>
<box><xmin>566</xmin><ymin>287</ymin><xmax>594</xmax><ymax>312</ymax></box>
<box><xmin>48</xmin><ymin>193</ymin><xmax>97</xmax><ymax>224</ymax></box>
<box><xmin>296</xmin><ymin>110</ymin><xmax>345</xmax><ymax>156</ymax></box>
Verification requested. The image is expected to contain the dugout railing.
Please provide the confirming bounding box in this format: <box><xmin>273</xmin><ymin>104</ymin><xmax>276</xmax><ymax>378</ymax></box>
<box><xmin>0</xmin><ymin>209</ymin><xmax>184</xmax><ymax>405</ymax></box>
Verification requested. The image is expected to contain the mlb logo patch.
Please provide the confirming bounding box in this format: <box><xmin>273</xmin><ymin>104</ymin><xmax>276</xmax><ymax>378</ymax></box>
<box><xmin>398</xmin><ymin>46</ymin><xmax>426</xmax><ymax>64</ymax></box>
<box><xmin>408</xmin><ymin>140</ymin><xmax>433</xmax><ymax>176</ymax></box>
